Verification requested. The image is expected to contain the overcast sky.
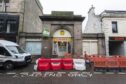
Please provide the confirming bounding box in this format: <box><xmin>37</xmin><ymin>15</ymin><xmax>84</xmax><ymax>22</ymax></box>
<box><xmin>39</xmin><ymin>0</ymin><xmax>126</xmax><ymax>31</ymax></box>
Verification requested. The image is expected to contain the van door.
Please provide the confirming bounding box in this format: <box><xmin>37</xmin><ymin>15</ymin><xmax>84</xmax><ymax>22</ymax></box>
<box><xmin>0</xmin><ymin>47</ymin><xmax>12</xmax><ymax>62</ymax></box>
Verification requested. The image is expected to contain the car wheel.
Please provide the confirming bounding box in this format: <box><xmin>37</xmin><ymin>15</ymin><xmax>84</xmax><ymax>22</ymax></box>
<box><xmin>4</xmin><ymin>62</ymin><xmax>14</xmax><ymax>70</ymax></box>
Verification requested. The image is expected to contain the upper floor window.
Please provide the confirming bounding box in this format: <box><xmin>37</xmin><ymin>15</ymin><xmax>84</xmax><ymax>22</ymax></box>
<box><xmin>7</xmin><ymin>20</ymin><xmax>18</xmax><ymax>33</ymax></box>
<box><xmin>0</xmin><ymin>0</ymin><xmax>9</xmax><ymax>12</ymax></box>
<box><xmin>0</xmin><ymin>0</ymin><xmax>3</xmax><ymax>3</ymax></box>
<box><xmin>0</xmin><ymin>0</ymin><xmax>9</xmax><ymax>3</ymax></box>
<box><xmin>0</xmin><ymin>0</ymin><xmax>3</xmax><ymax>9</ymax></box>
<box><xmin>4</xmin><ymin>0</ymin><xmax>9</xmax><ymax>3</ymax></box>
<box><xmin>0</xmin><ymin>19</ymin><xmax>18</xmax><ymax>33</ymax></box>
<box><xmin>0</xmin><ymin>19</ymin><xmax>5</xmax><ymax>32</ymax></box>
<box><xmin>112</xmin><ymin>21</ymin><xmax>118</xmax><ymax>33</ymax></box>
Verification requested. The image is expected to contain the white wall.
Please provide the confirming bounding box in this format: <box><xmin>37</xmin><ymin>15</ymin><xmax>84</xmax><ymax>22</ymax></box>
<box><xmin>102</xmin><ymin>18</ymin><xmax>126</xmax><ymax>37</ymax></box>
<box><xmin>102</xmin><ymin>17</ymin><xmax>126</xmax><ymax>56</ymax></box>
<box><xmin>84</xmin><ymin>7</ymin><xmax>102</xmax><ymax>33</ymax></box>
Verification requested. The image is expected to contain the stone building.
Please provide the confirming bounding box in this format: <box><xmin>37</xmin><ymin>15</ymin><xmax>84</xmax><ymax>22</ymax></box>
<box><xmin>40</xmin><ymin>11</ymin><xmax>84</xmax><ymax>58</ymax></box>
<box><xmin>101</xmin><ymin>10</ymin><xmax>126</xmax><ymax>56</ymax></box>
<box><xmin>83</xmin><ymin>6</ymin><xmax>105</xmax><ymax>55</ymax></box>
<box><xmin>0</xmin><ymin>0</ymin><xmax>43</xmax><ymax>56</ymax></box>
<box><xmin>84</xmin><ymin>6</ymin><xmax>126</xmax><ymax>56</ymax></box>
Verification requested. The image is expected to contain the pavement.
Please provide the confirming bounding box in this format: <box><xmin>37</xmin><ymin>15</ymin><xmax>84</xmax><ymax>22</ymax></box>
<box><xmin>0</xmin><ymin>63</ymin><xmax>126</xmax><ymax>84</ymax></box>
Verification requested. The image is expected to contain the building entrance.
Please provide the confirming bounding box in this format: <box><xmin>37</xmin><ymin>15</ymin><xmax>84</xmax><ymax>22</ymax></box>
<box><xmin>53</xmin><ymin>41</ymin><xmax>71</xmax><ymax>57</ymax></box>
<box><xmin>52</xmin><ymin>29</ymin><xmax>72</xmax><ymax>57</ymax></box>
<box><xmin>109</xmin><ymin>41</ymin><xmax>124</xmax><ymax>55</ymax></box>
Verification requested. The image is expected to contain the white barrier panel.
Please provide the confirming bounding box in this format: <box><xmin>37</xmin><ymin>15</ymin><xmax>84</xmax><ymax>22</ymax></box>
<box><xmin>73</xmin><ymin>59</ymin><xmax>86</xmax><ymax>71</ymax></box>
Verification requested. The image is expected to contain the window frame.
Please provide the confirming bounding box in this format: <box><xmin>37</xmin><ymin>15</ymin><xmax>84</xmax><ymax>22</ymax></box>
<box><xmin>112</xmin><ymin>21</ymin><xmax>118</xmax><ymax>33</ymax></box>
<box><xmin>4</xmin><ymin>0</ymin><xmax>9</xmax><ymax>3</ymax></box>
<box><xmin>0</xmin><ymin>19</ymin><xmax>5</xmax><ymax>33</ymax></box>
<box><xmin>0</xmin><ymin>0</ymin><xmax>3</xmax><ymax>3</ymax></box>
<box><xmin>6</xmin><ymin>19</ymin><xmax>17</xmax><ymax>33</ymax></box>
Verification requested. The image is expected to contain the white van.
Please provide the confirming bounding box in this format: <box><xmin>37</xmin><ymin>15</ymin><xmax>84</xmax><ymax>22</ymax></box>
<box><xmin>0</xmin><ymin>40</ymin><xmax>32</xmax><ymax>70</ymax></box>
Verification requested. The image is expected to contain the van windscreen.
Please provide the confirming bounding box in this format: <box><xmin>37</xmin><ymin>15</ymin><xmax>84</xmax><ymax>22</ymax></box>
<box><xmin>7</xmin><ymin>46</ymin><xmax>25</xmax><ymax>54</ymax></box>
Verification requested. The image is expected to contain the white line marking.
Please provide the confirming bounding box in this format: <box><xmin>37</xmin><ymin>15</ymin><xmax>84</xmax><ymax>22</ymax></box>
<box><xmin>6</xmin><ymin>72</ymin><xmax>16</xmax><ymax>75</ymax></box>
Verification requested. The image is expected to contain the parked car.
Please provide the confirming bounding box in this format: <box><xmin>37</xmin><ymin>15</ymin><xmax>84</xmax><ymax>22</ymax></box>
<box><xmin>0</xmin><ymin>40</ymin><xmax>32</xmax><ymax>70</ymax></box>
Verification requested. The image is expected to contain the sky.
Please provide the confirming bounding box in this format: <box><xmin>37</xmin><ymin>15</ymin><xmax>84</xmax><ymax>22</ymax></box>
<box><xmin>39</xmin><ymin>0</ymin><xmax>126</xmax><ymax>31</ymax></box>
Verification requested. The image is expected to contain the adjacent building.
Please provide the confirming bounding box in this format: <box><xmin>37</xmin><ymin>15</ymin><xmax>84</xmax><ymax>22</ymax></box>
<box><xmin>101</xmin><ymin>10</ymin><xmax>126</xmax><ymax>56</ymax></box>
<box><xmin>0</xmin><ymin>0</ymin><xmax>43</xmax><ymax>56</ymax></box>
<box><xmin>84</xmin><ymin>6</ymin><xmax>126</xmax><ymax>56</ymax></box>
<box><xmin>84</xmin><ymin>6</ymin><xmax>105</xmax><ymax>55</ymax></box>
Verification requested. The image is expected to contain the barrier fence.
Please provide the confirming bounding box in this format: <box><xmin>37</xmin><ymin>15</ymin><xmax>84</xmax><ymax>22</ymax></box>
<box><xmin>85</xmin><ymin>55</ymin><xmax>126</xmax><ymax>71</ymax></box>
<box><xmin>35</xmin><ymin>55</ymin><xmax>126</xmax><ymax>72</ymax></box>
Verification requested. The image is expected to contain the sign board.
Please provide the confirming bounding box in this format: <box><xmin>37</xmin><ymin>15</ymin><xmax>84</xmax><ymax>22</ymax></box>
<box><xmin>53</xmin><ymin>37</ymin><xmax>72</xmax><ymax>42</ymax></box>
<box><xmin>109</xmin><ymin>37</ymin><xmax>126</xmax><ymax>41</ymax></box>
<box><xmin>42</xmin><ymin>27</ymin><xmax>50</xmax><ymax>37</ymax></box>
<box><xmin>26</xmin><ymin>42</ymin><xmax>42</xmax><ymax>55</ymax></box>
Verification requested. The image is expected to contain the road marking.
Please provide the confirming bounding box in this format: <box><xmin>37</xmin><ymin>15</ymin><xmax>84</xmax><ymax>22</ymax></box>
<box><xmin>6</xmin><ymin>72</ymin><xmax>16</xmax><ymax>75</ymax></box>
<box><xmin>3</xmin><ymin>71</ymin><xmax>126</xmax><ymax>78</ymax></box>
<box><xmin>117</xmin><ymin>72</ymin><xmax>126</xmax><ymax>74</ymax></box>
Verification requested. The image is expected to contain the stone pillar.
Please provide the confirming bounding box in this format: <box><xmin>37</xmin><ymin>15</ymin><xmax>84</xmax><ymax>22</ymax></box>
<box><xmin>105</xmin><ymin>36</ymin><xmax>109</xmax><ymax>56</ymax></box>
<box><xmin>98</xmin><ymin>38</ymin><xmax>106</xmax><ymax>55</ymax></box>
<box><xmin>42</xmin><ymin>38</ymin><xmax>52</xmax><ymax>58</ymax></box>
<box><xmin>73</xmin><ymin>22</ymin><xmax>82</xmax><ymax>57</ymax></box>
<box><xmin>19</xmin><ymin>37</ymin><xmax>26</xmax><ymax>49</ymax></box>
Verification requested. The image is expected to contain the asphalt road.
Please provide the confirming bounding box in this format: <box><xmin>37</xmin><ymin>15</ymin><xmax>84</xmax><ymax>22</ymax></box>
<box><xmin>1</xmin><ymin>74</ymin><xmax>126</xmax><ymax>84</ymax></box>
<box><xmin>0</xmin><ymin>63</ymin><xmax>126</xmax><ymax>84</ymax></box>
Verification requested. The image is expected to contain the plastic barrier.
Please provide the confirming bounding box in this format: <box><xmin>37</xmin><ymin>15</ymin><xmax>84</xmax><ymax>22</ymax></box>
<box><xmin>51</xmin><ymin>58</ymin><xmax>62</xmax><ymax>70</ymax></box>
<box><xmin>38</xmin><ymin>58</ymin><xmax>51</xmax><ymax>71</ymax></box>
<box><xmin>118</xmin><ymin>56</ymin><xmax>126</xmax><ymax>68</ymax></box>
<box><xmin>34</xmin><ymin>58</ymin><xmax>39</xmax><ymax>71</ymax></box>
<box><xmin>85</xmin><ymin>55</ymin><xmax>94</xmax><ymax>62</ymax></box>
<box><xmin>62</xmin><ymin>58</ymin><xmax>73</xmax><ymax>70</ymax></box>
<box><xmin>93</xmin><ymin>56</ymin><xmax>106</xmax><ymax>68</ymax></box>
<box><xmin>73</xmin><ymin>59</ymin><xmax>86</xmax><ymax>71</ymax></box>
<box><xmin>106</xmin><ymin>56</ymin><xmax>119</xmax><ymax>68</ymax></box>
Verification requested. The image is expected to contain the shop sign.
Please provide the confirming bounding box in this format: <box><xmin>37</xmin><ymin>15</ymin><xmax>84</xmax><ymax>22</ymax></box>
<box><xmin>109</xmin><ymin>37</ymin><xmax>126</xmax><ymax>41</ymax></box>
<box><xmin>42</xmin><ymin>27</ymin><xmax>50</xmax><ymax>37</ymax></box>
<box><xmin>53</xmin><ymin>37</ymin><xmax>72</xmax><ymax>42</ymax></box>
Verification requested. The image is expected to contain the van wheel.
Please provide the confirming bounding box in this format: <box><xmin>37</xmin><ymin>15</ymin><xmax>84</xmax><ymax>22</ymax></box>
<box><xmin>4</xmin><ymin>62</ymin><xmax>14</xmax><ymax>70</ymax></box>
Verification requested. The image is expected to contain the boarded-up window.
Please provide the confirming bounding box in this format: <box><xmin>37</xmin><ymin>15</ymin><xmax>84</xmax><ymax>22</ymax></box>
<box><xmin>83</xmin><ymin>40</ymin><xmax>98</xmax><ymax>55</ymax></box>
<box><xmin>26</xmin><ymin>42</ymin><xmax>42</xmax><ymax>55</ymax></box>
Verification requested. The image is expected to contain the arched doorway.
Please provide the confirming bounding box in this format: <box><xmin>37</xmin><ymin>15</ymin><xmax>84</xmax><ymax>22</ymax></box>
<box><xmin>52</xmin><ymin>29</ymin><xmax>72</xmax><ymax>57</ymax></box>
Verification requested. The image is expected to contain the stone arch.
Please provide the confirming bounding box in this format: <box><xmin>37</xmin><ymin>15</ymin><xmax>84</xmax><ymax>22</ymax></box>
<box><xmin>51</xmin><ymin>25</ymin><xmax>74</xmax><ymax>37</ymax></box>
<box><xmin>52</xmin><ymin>28</ymin><xmax>73</xmax><ymax>57</ymax></box>
<box><xmin>53</xmin><ymin>29</ymin><xmax>72</xmax><ymax>38</ymax></box>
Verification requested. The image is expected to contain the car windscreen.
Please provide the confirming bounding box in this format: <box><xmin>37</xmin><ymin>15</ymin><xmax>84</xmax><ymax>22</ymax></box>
<box><xmin>7</xmin><ymin>46</ymin><xmax>25</xmax><ymax>54</ymax></box>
